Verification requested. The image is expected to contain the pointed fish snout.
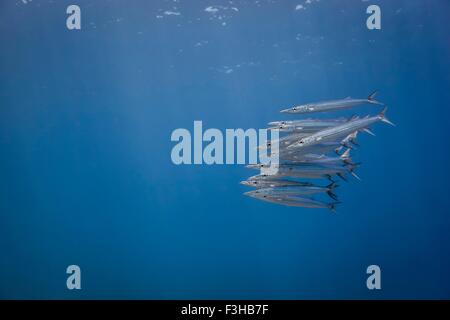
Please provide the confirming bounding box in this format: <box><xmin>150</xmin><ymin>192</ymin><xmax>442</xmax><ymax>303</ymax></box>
<box><xmin>280</xmin><ymin>108</ymin><xmax>292</xmax><ymax>113</ymax></box>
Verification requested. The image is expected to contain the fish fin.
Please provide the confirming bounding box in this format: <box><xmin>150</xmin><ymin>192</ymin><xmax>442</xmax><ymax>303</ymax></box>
<box><xmin>350</xmin><ymin>168</ymin><xmax>362</xmax><ymax>181</ymax></box>
<box><xmin>327</xmin><ymin>182</ymin><xmax>338</xmax><ymax>190</ymax></box>
<box><xmin>327</xmin><ymin>191</ymin><xmax>339</xmax><ymax>201</ymax></box>
<box><xmin>337</xmin><ymin>173</ymin><xmax>348</xmax><ymax>182</ymax></box>
<box><xmin>350</xmin><ymin>138</ymin><xmax>359</xmax><ymax>147</ymax></box>
<box><xmin>328</xmin><ymin>202</ymin><xmax>341</xmax><ymax>213</ymax></box>
<box><xmin>334</xmin><ymin>147</ymin><xmax>342</xmax><ymax>155</ymax></box>
<box><xmin>343</xmin><ymin>159</ymin><xmax>354</xmax><ymax>166</ymax></box>
<box><xmin>368</xmin><ymin>90</ymin><xmax>384</xmax><ymax>105</ymax></box>
<box><xmin>340</xmin><ymin>148</ymin><xmax>351</xmax><ymax>159</ymax></box>
<box><xmin>326</xmin><ymin>174</ymin><xmax>336</xmax><ymax>183</ymax></box>
<box><xmin>363</xmin><ymin>128</ymin><xmax>376</xmax><ymax>136</ymax></box>
<box><xmin>349</xmin><ymin>162</ymin><xmax>362</xmax><ymax>168</ymax></box>
<box><xmin>348</xmin><ymin>131</ymin><xmax>359</xmax><ymax>147</ymax></box>
<box><xmin>368</xmin><ymin>90</ymin><xmax>378</xmax><ymax>100</ymax></box>
<box><xmin>342</xmin><ymin>142</ymin><xmax>354</xmax><ymax>150</ymax></box>
<box><xmin>380</xmin><ymin>106</ymin><xmax>395</xmax><ymax>126</ymax></box>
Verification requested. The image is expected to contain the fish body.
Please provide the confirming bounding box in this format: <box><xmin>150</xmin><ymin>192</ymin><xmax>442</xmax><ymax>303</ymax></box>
<box><xmin>256</xmin><ymin>164</ymin><xmax>350</xmax><ymax>180</ymax></box>
<box><xmin>240</xmin><ymin>178</ymin><xmax>313</xmax><ymax>188</ymax></box>
<box><xmin>252</xmin><ymin>183</ymin><xmax>338</xmax><ymax>200</ymax></box>
<box><xmin>277</xmin><ymin>141</ymin><xmax>345</xmax><ymax>158</ymax></box>
<box><xmin>268</xmin><ymin>118</ymin><xmax>348</xmax><ymax>132</ymax></box>
<box><xmin>286</xmin><ymin>149</ymin><xmax>352</xmax><ymax>166</ymax></box>
<box><xmin>244</xmin><ymin>190</ymin><xmax>338</xmax><ymax>211</ymax></box>
<box><xmin>259</xmin><ymin>132</ymin><xmax>310</xmax><ymax>150</ymax></box>
<box><xmin>288</xmin><ymin>107</ymin><xmax>393</xmax><ymax>150</ymax></box>
<box><xmin>271</xmin><ymin>130</ymin><xmax>357</xmax><ymax>156</ymax></box>
<box><xmin>269</xmin><ymin>118</ymin><xmax>348</xmax><ymax>127</ymax></box>
<box><xmin>280</xmin><ymin>91</ymin><xmax>383</xmax><ymax>114</ymax></box>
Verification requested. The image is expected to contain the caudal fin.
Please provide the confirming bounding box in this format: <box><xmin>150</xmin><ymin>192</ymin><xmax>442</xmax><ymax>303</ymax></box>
<box><xmin>350</xmin><ymin>137</ymin><xmax>359</xmax><ymax>147</ymax></box>
<box><xmin>328</xmin><ymin>202</ymin><xmax>341</xmax><ymax>213</ymax></box>
<box><xmin>368</xmin><ymin>90</ymin><xmax>378</xmax><ymax>100</ymax></box>
<box><xmin>327</xmin><ymin>190</ymin><xmax>339</xmax><ymax>201</ymax></box>
<box><xmin>340</xmin><ymin>148</ymin><xmax>351</xmax><ymax>159</ymax></box>
<box><xmin>380</xmin><ymin>107</ymin><xmax>395</xmax><ymax>126</ymax></box>
<box><xmin>326</xmin><ymin>174</ymin><xmax>336</xmax><ymax>183</ymax></box>
<box><xmin>327</xmin><ymin>182</ymin><xmax>338</xmax><ymax>190</ymax></box>
<box><xmin>350</xmin><ymin>168</ymin><xmax>362</xmax><ymax>181</ymax></box>
<box><xmin>341</xmin><ymin>141</ymin><xmax>355</xmax><ymax>150</ymax></box>
<box><xmin>368</xmin><ymin>90</ymin><xmax>384</xmax><ymax>105</ymax></box>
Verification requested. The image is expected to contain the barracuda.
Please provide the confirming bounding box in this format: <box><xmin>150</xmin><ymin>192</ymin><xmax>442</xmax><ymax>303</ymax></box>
<box><xmin>288</xmin><ymin>107</ymin><xmax>394</xmax><ymax>150</ymax></box>
<box><xmin>280</xmin><ymin>91</ymin><xmax>384</xmax><ymax>114</ymax></box>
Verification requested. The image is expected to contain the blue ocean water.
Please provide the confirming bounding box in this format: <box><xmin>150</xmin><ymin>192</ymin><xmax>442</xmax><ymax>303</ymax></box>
<box><xmin>0</xmin><ymin>0</ymin><xmax>449</xmax><ymax>299</ymax></box>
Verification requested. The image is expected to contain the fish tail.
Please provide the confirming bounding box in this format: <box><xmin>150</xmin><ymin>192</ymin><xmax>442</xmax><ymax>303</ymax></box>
<box><xmin>363</xmin><ymin>128</ymin><xmax>376</xmax><ymax>136</ymax></box>
<box><xmin>349</xmin><ymin>166</ymin><xmax>362</xmax><ymax>181</ymax></box>
<box><xmin>350</xmin><ymin>138</ymin><xmax>359</xmax><ymax>147</ymax></box>
<box><xmin>380</xmin><ymin>106</ymin><xmax>395</xmax><ymax>126</ymax></box>
<box><xmin>342</xmin><ymin>141</ymin><xmax>355</xmax><ymax>150</ymax></box>
<box><xmin>327</xmin><ymin>181</ymin><xmax>338</xmax><ymax>190</ymax></box>
<box><xmin>340</xmin><ymin>148</ymin><xmax>350</xmax><ymax>158</ymax></box>
<box><xmin>337</xmin><ymin>172</ymin><xmax>348</xmax><ymax>182</ymax></box>
<box><xmin>368</xmin><ymin>90</ymin><xmax>378</xmax><ymax>100</ymax></box>
<box><xmin>327</xmin><ymin>190</ymin><xmax>339</xmax><ymax>201</ymax></box>
<box><xmin>343</xmin><ymin>159</ymin><xmax>355</xmax><ymax>166</ymax></box>
<box><xmin>368</xmin><ymin>90</ymin><xmax>384</xmax><ymax>105</ymax></box>
<box><xmin>348</xmin><ymin>162</ymin><xmax>362</xmax><ymax>168</ymax></box>
<box><xmin>328</xmin><ymin>201</ymin><xmax>341</xmax><ymax>213</ymax></box>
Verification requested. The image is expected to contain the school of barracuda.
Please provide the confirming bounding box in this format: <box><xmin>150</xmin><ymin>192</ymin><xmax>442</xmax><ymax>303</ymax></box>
<box><xmin>241</xmin><ymin>91</ymin><xmax>394</xmax><ymax>212</ymax></box>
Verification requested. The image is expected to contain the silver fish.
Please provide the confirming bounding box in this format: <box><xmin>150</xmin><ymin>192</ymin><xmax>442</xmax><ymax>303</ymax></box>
<box><xmin>244</xmin><ymin>191</ymin><xmax>339</xmax><ymax>211</ymax></box>
<box><xmin>276</xmin><ymin>137</ymin><xmax>353</xmax><ymax>157</ymax></box>
<box><xmin>258</xmin><ymin>132</ymin><xmax>310</xmax><ymax>150</ymax></box>
<box><xmin>288</xmin><ymin>107</ymin><xmax>393</xmax><ymax>150</ymax></box>
<box><xmin>277</xmin><ymin>145</ymin><xmax>343</xmax><ymax>161</ymax></box>
<box><xmin>284</xmin><ymin>149</ymin><xmax>353</xmax><ymax>166</ymax></box>
<box><xmin>252</xmin><ymin>183</ymin><xmax>338</xmax><ymax>200</ymax></box>
<box><xmin>240</xmin><ymin>178</ymin><xmax>314</xmax><ymax>188</ymax></box>
<box><xmin>254</xmin><ymin>164</ymin><xmax>356</xmax><ymax>181</ymax></box>
<box><xmin>268</xmin><ymin>118</ymin><xmax>348</xmax><ymax>127</ymax></box>
<box><xmin>280</xmin><ymin>91</ymin><xmax>383</xmax><ymax>114</ymax></box>
<box><xmin>268</xmin><ymin>118</ymin><xmax>349</xmax><ymax>132</ymax></box>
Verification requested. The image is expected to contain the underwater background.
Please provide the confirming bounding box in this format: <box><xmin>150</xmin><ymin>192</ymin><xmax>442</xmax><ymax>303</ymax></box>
<box><xmin>1</xmin><ymin>0</ymin><xmax>449</xmax><ymax>299</ymax></box>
